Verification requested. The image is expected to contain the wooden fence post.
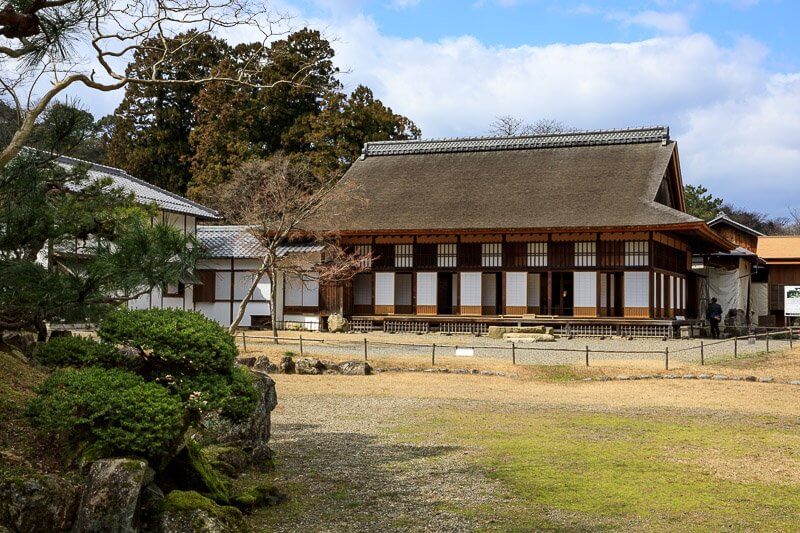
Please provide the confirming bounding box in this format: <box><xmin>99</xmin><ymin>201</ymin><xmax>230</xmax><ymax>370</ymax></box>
<box><xmin>665</xmin><ymin>346</ymin><xmax>669</xmax><ymax>371</ymax></box>
<box><xmin>766</xmin><ymin>332</ymin><xmax>769</xmax><ymax>353</ymax></box>
<box><xmin>585</xmin><ymin>345</ymin><xmax>589</xmax><ymax>367</ymax></box>
<box><xmin>431</xmin><ymin>343</ymin><xmax>436</xmax><ymax>366</ymax></box>
<box><xmin>299</xmin><ymin>334</ymin><xmax>304</xmax><ymax>357</ymax></box>
<box><xmin>512</xmin><ymin>342</ymin><xmax>516</xmax><ymax>365</ymax></box>
<box><xmin>364</xmin><ymin>337</ymin><xmax>368</xmax><ymax>361</ymax></box>
<box><xmin>790</xmin><ymin>326</ymin><xmax>794</xmax><ymax>349</ymax></box>
<box><xmin>241</xmin><ymin>331</ymin><xmax>247</xmax><ymax>353</ymax></box>
<box><xmin>734</xmin><ymin>336</ymin><xmax>738</xmax><ymax>359</ymax></box>
<box><xmin>700</xmin><ymin>340</ymin><xmax>704</xmax><ymax>366</ymax></box>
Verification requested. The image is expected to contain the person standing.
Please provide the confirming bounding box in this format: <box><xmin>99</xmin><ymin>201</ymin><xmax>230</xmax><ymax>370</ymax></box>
<box><xmin>707</xmin><ymin>297</ymin><xmax>723</xmax><ymax>339</ymax></box>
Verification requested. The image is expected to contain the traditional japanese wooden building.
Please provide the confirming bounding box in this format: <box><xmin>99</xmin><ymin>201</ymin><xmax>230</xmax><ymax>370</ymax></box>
<box><xmin>313</xmin><ymin>126</ymin><xmax>734</xmax><ymax>332</ymax></box>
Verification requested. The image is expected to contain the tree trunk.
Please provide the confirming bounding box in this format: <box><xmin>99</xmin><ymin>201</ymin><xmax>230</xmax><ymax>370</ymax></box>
<box><xmin>228</xmin><ymin>262</ymin><xmax>268</xmax><ymax>335</ymax></box>
<box><xmin>270</xmin><ymin>265</ymin><xmax>279</xmax><ymax>344</ymax></box>
<box><xmin>35</xmin><ymin>318</ymin><xmax>47</xmax><ymax>343</ymax></box>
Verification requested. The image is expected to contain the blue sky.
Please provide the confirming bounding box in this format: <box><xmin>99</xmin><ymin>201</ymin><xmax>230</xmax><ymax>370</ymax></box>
<box><xmin>70</xmin><ymin>0</ymin><xmax>800</xmax><ymax>217</ymax></box>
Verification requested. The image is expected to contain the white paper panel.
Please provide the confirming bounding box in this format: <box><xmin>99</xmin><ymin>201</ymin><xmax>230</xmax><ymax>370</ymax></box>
<box><xmin>284</xmin><ymin>275</ymin><xmax>303</xmax><ymax>306</ymax></box>
<box><xmin>416</xmin><ymin>272</ymin><xmax>437</xmax><ymax>306</ymax></box>
<box><xmin>302</xmin><ymin>275</ymin><xmax>319</xmax><ymax>306</ymax></box>
<box><xmin>506</xmin><ymin>272</ymin><xmax>527</xmax><ymax>307</ymax></box>
<box><xmin>235</xmin><ymin>271</ymin><xmax>268</xmax><ymax>301</ymax></box>
<box><xmin>215</xmin><ymin>272</ymin><xmax>231</xmax><ymax>300</ymax></box>
<box><xmin>624</xmin><ymin>272</ymin><xmax>650</xmax><ymax>307</ymax></box>
<box><xmin>460</xmin><ymin>272</ymin><xmax>481</xmax><ymax>306</ymax></box>
<box><xmin>527</xmin><ymin>274</ymin><xmax>541</xmax><ymax>307</ymax></box>
<box><xmin>375</xmin><ymin>272</ymin><xmax>395</xmax><ymax>306</ymax></box>
<box><xmin>574</xmin><ymin>272</ymin><xmax>597</xmax><ymax>307</ymax></box>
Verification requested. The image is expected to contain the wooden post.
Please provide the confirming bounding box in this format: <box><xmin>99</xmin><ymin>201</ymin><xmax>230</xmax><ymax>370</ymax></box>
<box><xmin>665</xmin><ymin>346</ymin><xmax>669</xmax><ymax>371</ymax></box>
<box><xmin>431</xmin><ymin>343</ymin><xmax>436</xmax><ymax>366</ymax></box>
<box><xmin>790</xmin><ymin>326</ymin><xmax>794</xmax><ymax>349</ymax></box>
<box><xmin>364</xmin><ymin>337</ymin><xmax>368</xmax><ymax>361</ymax></box>
<box><xmin>766</xmin><ymin>332</ymin><xmax>769</xmax><ymax>353</ymax></box>
<box><xmin>700</xmin><ymin>340</ymin><xmax>704</xmax><ymax>366</ymax></box>
<box><xmin>734</xmin><ymin>336</ymin><xmax>738</xmax><ymax>359</ymax></box>
<box><xmin>585</xmin><ymin>345</ymin><xmax>589</xmax><ymax>367</ymax></box>
<box><xmin>512</xmin><ymin>342</ymin><xmax>516</xmax><ymax>365</ymax></box>
<box><xmin>241</xmin><ymin>331</ymin><xmax>247</xmax><ymax>353</ymax></box>
<box><xmin>299</xmin><ymin>335</ymin><xmax>304</xmax><ymax>357</ymax></box>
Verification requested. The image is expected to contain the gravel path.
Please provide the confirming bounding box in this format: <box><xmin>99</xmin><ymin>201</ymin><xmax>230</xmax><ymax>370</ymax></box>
<box><xmin>253</xmin><ymin>394</ymin><xmax>504</xmax><ymax>532</ymax></box>
<box><xmin>243</xmin><ymin>331</ymin><xmax>794</xmax><ymax>366</ymax></box>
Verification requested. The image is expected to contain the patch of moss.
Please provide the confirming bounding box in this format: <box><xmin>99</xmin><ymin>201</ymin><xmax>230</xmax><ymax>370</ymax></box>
<box><xmin>232</xmin><ymin>483</ymin><xmax>284</xmax><ymax>513</ymax></box>
<box><xmin>186</xmin><ymin>440</ymin><xmax>231</xmax><ymax>504</ymax></box>
<box><xmin>162</xmin><ymin>490</ymin><xmax>245</xmax><ymax>524</ymax></box>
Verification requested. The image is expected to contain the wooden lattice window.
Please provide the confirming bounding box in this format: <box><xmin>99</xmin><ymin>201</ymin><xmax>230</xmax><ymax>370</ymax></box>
<box><xmin>527</xmin><ymin>242</ymin><xmax>548</xmax><ymax>267</ymax></box>
<box><xmin>624</xmin><ymin>241</ymin><xmax>649</xmax><ymax>266</ymax></box>
<box><xmin>574</xmin><ymin>241</ymin><xmax>596</xmax><ymax>267</ymax></box>
<box><xmin>354</xmin><ymin>244</ymin><xmax>372</xmax><ymax>269</ymax></box>
<box><xmin>395</xmin><ymin>244</ymin><xmax>413</xmax><ymax>268</ymax></box>
<box><xmin>482</xmin><ymin>243</ymin><xmax>503</xmax><ymax>267</ymax></box>
<box><xmin>437</xmin><ymin>243</ymin><xmax>457</xmax><ymax>268</ymax></box>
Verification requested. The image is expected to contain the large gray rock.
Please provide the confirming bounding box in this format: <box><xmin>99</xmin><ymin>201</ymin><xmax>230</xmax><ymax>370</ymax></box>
<box><xmin>502</xmin><ymin>333</ymin><xmax>556</xmax><ymax>342</ymax></box>
<box><xmin>487</xmin><ymin>326</ymin><xmax>554</xmax><ymax>339</ymax></box>
<box><xmin>252</xmin><ymin>356</ymin><xmax>277</xmax><ymax>373</ymax></box>
<box><xmin>279</xmin><ymin>355</ymin><xmax>295</xmax><ymax>374</ymax></box>
<box><xmin>73</xmin><ymin>458</ymin><xmax>150</xmax><ymax>533</ymax></box>
<box><xmin>0</xmin><ymin>472</ymin><xmax>80</xmax><ymax>532</ymax></box>
<box><xmin>203</xmin><ymin>370</ymin><xmax>277</xmax><ymax>463</ymax></box>
<box><xmin>338</xmin><ymin>361</ymin><xmax>372</xmax><ymax>376</ymax></box>
<box><xmin>327</xmin><ymin>313</ymin><xmax>349</xmax><ymax>333</ymax></box>
<box><xmin>160</xmin><ymin>491</ymin><xmax>247</xmax><ymax>533</ymax></box>
<box><xmin>1</xmin><ymin>331</ymin><xmax>37</xmax><ymax>357</ymax></box>
<box><xmin>294</xmin><ymin>357</ymin><xmax>324</xmax><ymax>375</ymax></box>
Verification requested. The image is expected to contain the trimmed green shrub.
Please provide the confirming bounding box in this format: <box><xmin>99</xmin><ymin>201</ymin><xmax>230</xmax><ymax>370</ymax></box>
<box><xmin>34</xmin><ymin>336</ymin><xmax>129</xmax><ymax>369</ymax></box>
<box><xmin>26</xmin><ymin>367</ymin><xmax>184</xmax><ymax>460</ymax></box>
<box><xmin>97</xmin><ymin>309</ymin><xmax>256</xmax><ymax>422</ymax></box>
<box><xmin>98</xmin><ymin>309</ymin><xmax>237</xmax><ymax>374</ymax></box>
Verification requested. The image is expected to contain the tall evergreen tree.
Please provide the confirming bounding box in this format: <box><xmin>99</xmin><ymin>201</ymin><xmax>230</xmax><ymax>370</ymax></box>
<box><xmin>107</xmin><ymin>31</ymin><xmax>230</xmax><ymax>194</ymax></box>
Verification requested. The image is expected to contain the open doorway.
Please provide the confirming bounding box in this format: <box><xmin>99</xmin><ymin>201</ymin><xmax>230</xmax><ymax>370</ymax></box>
<box><xmin>481</xmin><ymin>272</ymin><xmax>502</xmax><ymax>315</ymax></box>
<box><xmin>436</xmin><ymin>272</ymin><xmax>456</xmax><ymax>315</ymax></box>
<box><xmin>552</xmin><ymin>272</ymin><xmax>574</xmax><ymax>316</ymax></box>
<box><xmin>599</xmin><ymin>272</ymin><xmax>624</xmax><ymax>317</ymax></box>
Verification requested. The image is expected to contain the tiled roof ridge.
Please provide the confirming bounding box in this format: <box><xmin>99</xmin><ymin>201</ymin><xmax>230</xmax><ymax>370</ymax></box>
<box><xmin>54</xmin><ymin>153</ymin><xmax>220</xmax><ymax>218</ymax></box>
<box><xmin>362</xmin><ymin>126</ymin><xmax>670</xmax><ymax>158</ymax></box>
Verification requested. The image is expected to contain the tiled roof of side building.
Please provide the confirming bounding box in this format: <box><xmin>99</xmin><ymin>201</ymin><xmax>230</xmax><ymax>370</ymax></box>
<box><xmin>55</xmin><ymin>154</ymin><xmax>220</xmax><ymax>220</ymax></box>
<box><xmin>757</xmin><ymin>236</ymin><xmax>800</xmax><ymax>261</ymax></box>
<box><xmin>197</xmin><ymin>225</ymin><xmax>324</xmax><ymax>259</ymax></box>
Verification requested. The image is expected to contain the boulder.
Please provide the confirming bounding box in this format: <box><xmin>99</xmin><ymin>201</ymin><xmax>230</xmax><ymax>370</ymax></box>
<box><xmin>321</xmin><ymin>360</ymin><xmax>340</xmax><ymax>373</ymax></box>
<box><xmin>252</xmin><ymin>356</ymin><xmax>277</xmax><ymax>373</ymax></box>
<box><xmin>295</xmin><ymin>357</ymin><xmax>324</xmax><ymax>375</ymax></box>
<box><xmin>338</xmin><ymin>361</ymin><xmax>372</xmax><ymax>376</ymax></box>
<box><xmin>488</xmin><ymin>326</ymin><xmax>554</xmax><ymax>339</ymax></box>
<box><xmin>1</xmin><ymin>331</ymin><xmax>37</xmax><ymax>357</ymax></box>
<box><xmin>0</xmin><ymin>472</ymin><xmax>80</xmax><ymax>532</ymax></box>
<box><xmin>202</xmin><ymin>370</ymin><xmax>277</xmax><ymax>465</ymax></box>
<box><xmin>279</xmin><ymin>355</ymin><xmax>295</xmax><ymax>374</ymax></box>
<box><xmin>236</xmin><ymin>356</ymin><xmax>257</xmax><ymax>368</ymax></box>
<box><xmin>73</xmin><ymin>458</ymin><xmax>150</xmax><ymax>533</ymax></box>
<box><xmin>327</xmin><ymin>313</ymin><xmax>349</xmax><ymax>333</ymax></box>
<box><xmin>159</xmin><ymin>491</ymin><xmax>247</xmax><ymax>533</ymax></box>
<box><xmin>502</xmin><ymin>333</ymin><xmax>556</xmax><ymax>342</ymax></box>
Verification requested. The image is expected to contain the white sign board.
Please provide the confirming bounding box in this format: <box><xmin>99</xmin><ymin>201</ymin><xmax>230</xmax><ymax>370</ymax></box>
<box><xmin>786</xmin><ymin>286</ymin><xmax>800</xmax><ymax>317</ymax></box>
<box><xmin>455</xmin><ymin>348</ymin><xmax>475</xmax><ymax>357</ymax></box>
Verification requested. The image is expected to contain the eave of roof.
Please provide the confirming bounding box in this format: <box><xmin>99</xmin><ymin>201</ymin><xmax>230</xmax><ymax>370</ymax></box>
<box><xmin>708</xmin><ymin>212</ymin><xmax>765</xmax><ymax>237</ymax></box>
<box><xmin>197</xmin><ymin>225</ymin><xmax>324</xmax><ymax>259</ymax></box>
<box><xmin>53</xmin><ymin>153</ymin><xmax>220</xmax><ymax>220</ymax></box>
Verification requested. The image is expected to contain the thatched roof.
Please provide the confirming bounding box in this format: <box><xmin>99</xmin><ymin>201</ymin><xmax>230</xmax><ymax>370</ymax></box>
<box><xmin>314</xmin><ymin>126</ymin><xmax>701</xmax><ymax>233</ymax></box>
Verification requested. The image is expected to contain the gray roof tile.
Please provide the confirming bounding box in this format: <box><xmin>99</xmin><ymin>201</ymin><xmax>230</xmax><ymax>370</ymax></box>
<box><xmin>197</xmin><ymin>225</ymin><xmax>323</xmax><ymax>258</ymax></box>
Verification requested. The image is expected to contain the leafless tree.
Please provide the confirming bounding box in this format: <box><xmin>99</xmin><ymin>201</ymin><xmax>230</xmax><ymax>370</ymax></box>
<box><xmin>0</xmin><ymin>0</ymin><xmax>315</xmax><ymax>167</ymax></box>
<box><xmin>216</xmin><ymin>153</ymin><xmax>368</xmax><ymax>338</ymax></box>
<box><xmin>489</xmin><ymin>115</ymin><xmax>573</xmax><ymax>137</ymax></box>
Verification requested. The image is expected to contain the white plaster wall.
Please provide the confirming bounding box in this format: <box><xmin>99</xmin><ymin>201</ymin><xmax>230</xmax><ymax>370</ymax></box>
<box><xmin>416</xmin><ymin>272</ymin><xmax>437</xmax><ymax>306</ymax></box>
<box><xmin>506</xmin><ymin>272</ymin><xmax>527</xmax><ymax>307</ymax></box>
<box><xmin>574</xmin><ymin>272</ymin><xmax>597</xmax><ymax>307</ymax></box>
<box><xmin>624</xmin><ymin>272</ymin><xmax>650</xmax><ymax>308</ymax></box>
<box><xmin>460</xmin><ymin>272</ymin><xmax>481</xmax><ymax>307</ymax></box>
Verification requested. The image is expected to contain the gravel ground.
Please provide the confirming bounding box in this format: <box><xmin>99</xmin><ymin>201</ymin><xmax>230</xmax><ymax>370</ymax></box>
<box><xmin>242</xmin><ymin>330</ymin><xmax>794</xmax><ymax>366</ymax></box>
<box><xmin>253</xmin><ymin>394</ymin><xmax>504</xmax><ymax>532</ymax></box>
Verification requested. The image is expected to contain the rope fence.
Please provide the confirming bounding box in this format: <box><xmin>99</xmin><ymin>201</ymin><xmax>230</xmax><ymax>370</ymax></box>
<box><xmin>238</xmin><ymin>326</ymin><xmax>797</xmax><ymax>371</ymax></box>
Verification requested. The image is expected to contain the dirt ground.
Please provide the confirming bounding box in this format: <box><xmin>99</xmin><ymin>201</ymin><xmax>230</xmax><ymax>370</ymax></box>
<box><xmin>249</xmin><ymin>348</ymin><xmax>800</xmax><ymax>532</ymax></box>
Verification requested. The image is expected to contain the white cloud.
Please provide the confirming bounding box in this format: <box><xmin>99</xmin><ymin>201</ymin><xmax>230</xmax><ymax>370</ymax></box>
<box><xmin>388</xmin><ymin>0</ymin><xmax>421</xmax><ymax>9</ymax></box>
<box><xmin>609</xmin><ymin>10</ymin><xmax>691</xmax><ymax>35</ymax></box>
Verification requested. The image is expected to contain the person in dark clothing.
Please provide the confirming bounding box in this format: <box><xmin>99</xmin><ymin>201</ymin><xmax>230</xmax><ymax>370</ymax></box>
<box><xmin>706</xmin><ymin>297</ymin><xmax>723</xmax><ymax>339</ymax></box>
